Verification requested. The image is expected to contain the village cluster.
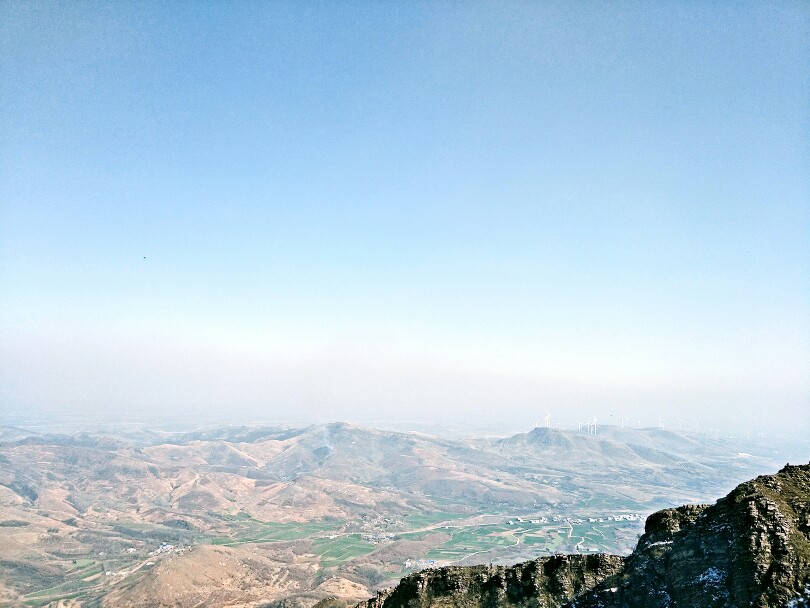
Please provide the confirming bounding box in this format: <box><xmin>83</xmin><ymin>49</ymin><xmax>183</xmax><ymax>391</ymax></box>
<box><xmin>147</xmin><ymin>543</ymin><xmax>192</xmax><ymax>557</ymax></box>
<box><xmin>98</xmin><ymin>543</ymin><xmax>193</xmax><ymax>578</ymax></box>
<box><xmin>506</xmin><ymin>512</ymin><xmax>641</xmax><ymax>525</ymax></box>
<box><xmin>360</xmin><ymin>533</ymin><xmax>398</xmax><ymax>544</ymax></box>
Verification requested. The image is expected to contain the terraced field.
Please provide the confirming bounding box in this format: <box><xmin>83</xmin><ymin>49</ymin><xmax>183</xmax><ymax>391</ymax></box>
<box><xmin>421</xmin><ymin>518</ymin><xmax>641</xmax><ymax>564</ymax></box>
<box><xmin>313</xmin><ymin>535</ymin><xmax>377</xmax><ymax>567</ymax></box>
<box><xmin>190</xmin><ymin>507</ymin><xmax>645</xmax><ymax>572</ymax></box>
<box><xmin>211</xmin><ymin>514</ymin><xmax>341</xmax><ymax>545</ymax></box>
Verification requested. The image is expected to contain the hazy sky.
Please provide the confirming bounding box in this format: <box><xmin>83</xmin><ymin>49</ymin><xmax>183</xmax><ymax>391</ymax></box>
<box><xmin>1</xmin><ymin>2</ymin><xmax>808</xmax><ymax>433</ymax></box>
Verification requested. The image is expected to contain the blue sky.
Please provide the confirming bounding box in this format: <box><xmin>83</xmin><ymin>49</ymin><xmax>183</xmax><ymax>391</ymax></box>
<box><xmin>1</xmin><ymin>2</ymin><xmax>808</xmax><ymax>433</ymax></box>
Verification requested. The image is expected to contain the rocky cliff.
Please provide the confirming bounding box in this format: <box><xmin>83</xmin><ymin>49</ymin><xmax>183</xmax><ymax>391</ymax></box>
<box><xmin>358</xmin><ymin>463</ymin><xmax>810</xmax><ymax>608</ymax></box>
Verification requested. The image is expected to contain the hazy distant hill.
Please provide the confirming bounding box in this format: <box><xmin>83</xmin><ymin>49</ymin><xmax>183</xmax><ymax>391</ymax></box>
<box><xmin>494</xmin><ymin>426</ymin><xmax>766</xmax><ymax>504</ymax></box>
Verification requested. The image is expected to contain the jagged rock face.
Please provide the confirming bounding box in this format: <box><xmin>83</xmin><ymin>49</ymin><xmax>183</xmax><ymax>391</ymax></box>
<box><xmin>359</xmin><ymin>464</ymin><xmax>810</xmax><ymax>608</ymax></box>
<box><xmin>575</xmin><ymin>463</ymin><xmax>810</xmax><ymax>607</ymax></box>
<box><xmin>361</xmin><ymin>555</ymin><xmax>625</xmax><ymax>608</ymax></box>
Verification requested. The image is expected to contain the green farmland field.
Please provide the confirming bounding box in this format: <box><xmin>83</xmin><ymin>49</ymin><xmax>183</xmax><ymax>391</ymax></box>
<box><xmin>312</xmin><ymin>535</ymin><xmax>376</xmax><ymax>566</ymax></box>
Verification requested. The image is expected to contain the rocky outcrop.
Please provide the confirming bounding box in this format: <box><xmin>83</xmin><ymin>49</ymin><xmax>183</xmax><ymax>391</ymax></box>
<box><xmin>358</xmin><ymin>464</ymin><xmax>810</xmax><ymax>608</ymax></box>
<box><xmin>363</xmin><ymin>554</ymin><xmax>624</xmax><ymax>608</ymax></box>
